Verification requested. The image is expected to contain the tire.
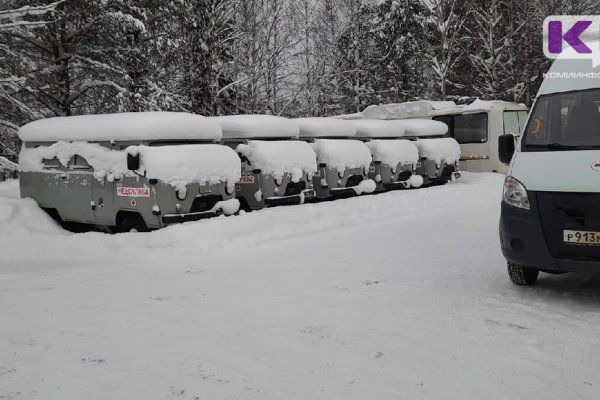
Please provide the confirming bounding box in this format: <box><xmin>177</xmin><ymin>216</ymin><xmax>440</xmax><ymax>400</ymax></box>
<box><xmin>118</xmin><ymin>214</ymin><xmax>149</xmax><ymax>233</ymax></box>
<box><xmin>507</xmin><ymin>262</ymin><xmax>539</xmax><ymax>286</ymax></box>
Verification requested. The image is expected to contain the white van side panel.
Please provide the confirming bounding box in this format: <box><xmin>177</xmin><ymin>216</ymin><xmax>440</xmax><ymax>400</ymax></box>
<box><xmin>511</xmin><ymin>150</ymin><xmax>600</xmax><ymax>192</ymax></box>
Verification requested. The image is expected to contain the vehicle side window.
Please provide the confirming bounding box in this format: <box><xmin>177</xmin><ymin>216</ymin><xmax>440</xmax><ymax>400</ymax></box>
<box><xmin>68</xmin><ymin>155</ymin><xmax>92</xmax><ymax>170</ymax></box>
<box><xmin>453</xmin><ymin>113</ymin><xmax>488</xmax><ymax>144</ymax></box>
<box><xmin>42</xmin><ymin>157</ymin><xmax>61</xmax><ymax>169</ymax></box>
<box><xmin>433</xmin><ymin>115</ymin><xmax>452</xmax><ymax>138</ymax></box>
<box><xmin>503</xmin><ymin>111</ymin><xmax>527</xmax><ymax>136</ymax></box>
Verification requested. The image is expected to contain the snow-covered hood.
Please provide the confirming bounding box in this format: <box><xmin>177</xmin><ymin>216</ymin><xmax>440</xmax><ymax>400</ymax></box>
<box><xmin>510</xmin><ymin>150</ymin><xmax>600</xmax><ymax>193</ymax></box>
<box><xmin>311</xmin><ymin>139</ymin><xmax>372</xmax><ymax>172</ymax></box>
<box><xmin>236</xmin><ymin>140</ymin><xmax>317</xmax><ymax>181</ymax></box>
<box><xmin>415</xmin><ymin>138</ymin><xmax>461</xmax><ymax>165</ymax></box>
<box><xmin>19</xmin><ymin>142</ymin><xmax>241</xmax><ymax>189</ymax></box>
<box><xmin>366</xmin><ymin>140</ymin><xmax>418</xmax><ymax>167</ymax></box>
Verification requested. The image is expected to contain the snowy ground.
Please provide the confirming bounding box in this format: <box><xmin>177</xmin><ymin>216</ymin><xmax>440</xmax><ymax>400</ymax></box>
<box><xmin>1</xmin><ymin>173</ymin><xmax>600</xmax><ymax>400</ymax></box>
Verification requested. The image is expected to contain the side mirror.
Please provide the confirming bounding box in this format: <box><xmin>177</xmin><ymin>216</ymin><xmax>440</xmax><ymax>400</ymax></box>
<box><xmin>127</xmin><ymin>153</ymin><xmax>140</xmax><ymax>171</ymax></box>
<box><xmin>498</xmin><ymin>134</ymin><xmax>516</xmax><ymax>165</ymax></box>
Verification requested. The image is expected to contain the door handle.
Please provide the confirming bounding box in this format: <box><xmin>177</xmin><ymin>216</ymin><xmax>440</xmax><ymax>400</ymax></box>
<box><xmin>60</xmin><ymin>173</ymin><xmax>69</xmax><ymax>180</ymax></box>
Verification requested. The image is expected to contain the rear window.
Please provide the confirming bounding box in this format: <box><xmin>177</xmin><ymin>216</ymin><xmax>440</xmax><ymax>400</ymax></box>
<box><xmin>523</xmin><ymin>89</ymin><xmax>600</xmax><ymax>150</ymax></box>
<box><xmin>433</xmin><ymin>113</ymin><xmax>488</xmax><ymax>144</ymax></box>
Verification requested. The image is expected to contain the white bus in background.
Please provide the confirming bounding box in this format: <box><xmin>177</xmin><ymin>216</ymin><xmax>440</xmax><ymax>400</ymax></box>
<box><xmin>362</xmin><ymin>100</ymin><xmax>529</xmax><ymax>174</ymax></box>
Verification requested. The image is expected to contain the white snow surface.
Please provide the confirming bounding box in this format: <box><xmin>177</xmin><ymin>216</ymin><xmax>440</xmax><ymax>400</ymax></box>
<box><xmin>236</xmin><ymin>140</ymin><xmax>317</xmax><ymax>181</ymax></box>
<box><xmin>394</xmin><ymin>119</ymin><xmax>449</xmax><ymax>137</ymax></box>
<box><xmin>415</xmin><ymin>138</ymin><xmax>461</xmax><ymax>165</ymax></box>
<box><xmin>294</xmin><ymin>117</ymin><xmax>356</xmax><ymax>138</ymax></box>
<box><xmin>349</xmin><ymin>119</ymin><xmax>405</xmax><ymax>138</ymax></box>
<box><xmin>129</xmin><ymin>145</ymin><xmax>241</xmax><ymax>189</ymax></box>
<box><xmin>2</xmin><ymin>173</ymin><xmax>600</xmax><ymax>400</ymax></box>
<box><xmin>18</xmin><ymin>112</ymin><xmax>221</xmax><ymax>142</ymax></box>
<box><xmin>311</xmin><ymin>139</ymin><xmax>372</xmax><ymax>172</ymax></box>
<box><xmin>213</xmin><ymin>115</ymin><xmax>300</xmax><ymax>139</ymax></box>
<box><xmin>366</xmin><ymin>139</ymin><xmax>418</xmax><ymax>167</ymax></box>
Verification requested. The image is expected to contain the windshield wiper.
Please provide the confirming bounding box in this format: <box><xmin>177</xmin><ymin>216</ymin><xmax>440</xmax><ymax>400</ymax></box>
<box><xmin>527</xmin><ymin>143</ymin><xmax>578</xmax><ymax>150</ymax></box>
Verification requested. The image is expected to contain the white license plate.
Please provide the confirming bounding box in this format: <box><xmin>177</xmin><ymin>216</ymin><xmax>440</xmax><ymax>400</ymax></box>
<box><xmin>564</xmin><ymin>230</ymin><xmax>600</xmax><ymax>245</ymax></box>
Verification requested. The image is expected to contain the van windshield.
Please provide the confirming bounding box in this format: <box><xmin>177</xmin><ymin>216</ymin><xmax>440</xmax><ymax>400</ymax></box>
<box><xmin>523</xmin><ymin>89</ymin><xmax>600</xmax><ymax>150</ymax></box>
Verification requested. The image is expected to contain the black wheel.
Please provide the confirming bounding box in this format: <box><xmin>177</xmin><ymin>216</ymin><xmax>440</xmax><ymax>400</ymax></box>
<box><xmin>507</xmin><ymin>262</ymin><xmax>539</xmax><ymax>286</ymax></box>
<box><xmin>118</xmin><ymin>214</ymin><xmax>149</xmax><ymax>233</ymax></box>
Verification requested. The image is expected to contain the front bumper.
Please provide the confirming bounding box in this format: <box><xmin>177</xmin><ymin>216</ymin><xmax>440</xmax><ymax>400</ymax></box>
<box><xmin>500</xmin><ymin>201</ymin><xmax>600</xmax><ymax>273</ymax></box>
<box><xmin>265</xmin><ymin>189</ymin><xmax>315</xmax><ymax>206</ymax></box>
<box><xmin>383</xmin><ymin>181</ymin><xmax>411</xmax><ymax>190</ymax></box>
<box><xmin>162</xmin><ymin>209</ymin><xmax>223</xmax><ymax>224</ymax></box>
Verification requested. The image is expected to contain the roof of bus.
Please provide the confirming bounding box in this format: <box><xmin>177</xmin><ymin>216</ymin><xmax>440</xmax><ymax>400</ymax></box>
<box><xmin>212</xmin><ymin>115</ymin><xmax>300</xmax><ymax>139</ymax></box>
<box><xmin>18</xmin><ymin>112</ymin><xmax>221</xmax><ymax>142</ymax></box>
<box><xmin>362</xmin><ymin>100</ymin><xmax>527</xmax><ymax>120</ymax></box>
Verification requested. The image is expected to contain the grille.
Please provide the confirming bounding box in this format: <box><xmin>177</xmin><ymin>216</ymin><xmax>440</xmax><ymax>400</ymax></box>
<box><xmin>284</xmin><ymin>181</ymin><xmax>306</xmax><ymax>196</ymax></box>
<box><xmin>190</xmin><ymin>194</ymin><xmax>223</xmax><ymax>213</ymax></box>
<box><xmin>536</xmin><ymin>192</ymin><xmax>600</xmax><ymax>260</ymax></box>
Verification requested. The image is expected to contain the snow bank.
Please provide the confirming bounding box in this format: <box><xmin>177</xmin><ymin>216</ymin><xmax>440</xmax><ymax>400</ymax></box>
<box><xmin>394</xmin><ymin>119</ymin><xmax>448</xmax><ymax>137</ymax></box>
<box><xmin>18</xmin><ymin>112</ymin><xmax>221</xmax><ymax>142</ymax></box>
<box><xmin>350</xmin><ymin>119</ymin><xmax>405</xmax><ymax>138</ymax></box>
<box><xmin>236</xmin><ymin>140</ymin><xmax>317</xmax><ymax>181</ymax></box>
<box><xmin>311</xmin><ymin>139</ymin><xmax>372</xmax><ymax>172</ymax></box>
<box><xmin>294</xmin><ymin>117</ymin><xmax>356</xmax><ymax>138</ymax></box>
<box><xmin>213</xmin><ymin>115</ymin><xmax>300</xmax><ymax>139</ymax></box>
<box><xmin>366</xmin><ymin>140</ymin><xmax>418</xmax><ymax>167</ymax></box>
<box><xmin>415</xmin><ymin>138</ymin><xmax>461</xmax><ymax>165</ymax></box>
<box><xmin>129</xmin><ymin>145</ymin><xmax>241</xmax><ymax>190</ymax></box>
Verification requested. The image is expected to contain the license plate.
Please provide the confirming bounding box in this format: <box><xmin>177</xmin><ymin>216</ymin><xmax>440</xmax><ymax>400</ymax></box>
<box><xmin>564</xmin><ymin>230</ymin><xmax>600</xmax><ymax>245</ymax></box>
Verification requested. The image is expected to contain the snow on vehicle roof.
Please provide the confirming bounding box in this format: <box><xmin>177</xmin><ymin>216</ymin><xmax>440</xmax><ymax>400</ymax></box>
<box><xmin>349</xmin><ymin>119</ymin><xmax>405</xmax><ymax>138</ymax></box>
<box><xmin>236</xmin><ymin>140</ymin><xmax>317</xmax><ymax>181</ymax></box>
<box><xmin>366</xmin><ymin>139</ymin><xmax>418</xmax><ymax>167</ymax></box>
<box><xmin>294</xmin><ymin>117</ymin><xmax>357</xmax><ymax>138</ymax></box>
<box><xmin>311</xmin><ymin>139</ymin><xmax>372</xmax><ymax>172</ymax></box>
<box><xmin>213</xmin><ymin>115</ymin><xmax>300</xmax><ymax>139</ymax></box>
<box><xmin>331</xmin><ymin>113</ymin><xmax>364</xmax><ymax>120</ymax></box>
<box><xmin>20</xmin><ymin>141</ymin><xmax>240</xmax><ymax>189</ymax></box>
<box><xmin>415</xmin><ymin>138</ymin><xmax>461</xmax><ymax>165</ymax></box>
<box><xmin>393</xmin><ymin>119</ymin><xmax>448</xmax><ymax>137</ymax></box>
<box><xmin>18</xmin><ymin>112</ymin><xmax>222</xmax><ymax>142</ymax></box>
<box><xmin>128</xmin><ymin>145</ymin><xmax>241</xmax><ymax>190</ymax></box>
<box><xmin>362</xmin><ymin>100</ymin><xmax>526</xmax><ymax>119</ymax></box>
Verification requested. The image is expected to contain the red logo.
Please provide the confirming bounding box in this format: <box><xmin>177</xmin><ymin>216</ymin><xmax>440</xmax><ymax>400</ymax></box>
<box><xmin>130</xmin><ymin>199</ymin><xmax>137</xmax><ymax>207</ymax></box>
<box><xmin>592</xmin><ymin>161</ymin><xmax>600</xmax><ymax>172</ymax></box>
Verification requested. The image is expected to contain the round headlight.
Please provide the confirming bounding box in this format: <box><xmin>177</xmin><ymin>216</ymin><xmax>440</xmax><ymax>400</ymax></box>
<box><xmin>176</xmin><ymin>188</ymin><xmax>187</xmax><ymax>201</ymax></box>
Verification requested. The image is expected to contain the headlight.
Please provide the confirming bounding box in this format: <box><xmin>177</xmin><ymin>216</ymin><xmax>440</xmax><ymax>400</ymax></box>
<box><xmin>176</xmin><ymin>188</ymin><xmax>187</xmax><ymax>201</ymax></box>
<box><xmin>503</xmin><ymin>176</ymin><xmax>530</xmax><ymax>210</ymax></box>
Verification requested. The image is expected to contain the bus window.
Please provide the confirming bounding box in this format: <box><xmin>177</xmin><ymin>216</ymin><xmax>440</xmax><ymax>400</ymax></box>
<box><xmin>453</xmin><ymin>113</ymin><xmax>488</xmax><ymax>143</ymax></box>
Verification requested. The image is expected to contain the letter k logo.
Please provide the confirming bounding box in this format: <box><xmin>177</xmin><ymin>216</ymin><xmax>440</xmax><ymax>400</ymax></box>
<box><xmin>548</xmin><ymin>20</ymin><xmax>593</xmax><ymax>54</ymax></box>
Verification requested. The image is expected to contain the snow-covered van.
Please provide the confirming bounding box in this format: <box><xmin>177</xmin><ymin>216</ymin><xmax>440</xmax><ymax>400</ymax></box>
<box><xmin>18</xmin><ymin>112</ymin><xmax>241</xmax><ymax>232</ymax></box>
<box><xmin>349</xmin><ymin>119</ymin><xmax>423</xmax><ymax>191</ymax></box>
<box><xmin>393</xmin><ymin>119</ymin><xmax>461</xmax><ymax>186</ymax></box>
<box><xmin>214</xmin><ymin>115</ymin><xmax>317</xmax><ymax>210</ymax></box>
<box><xmin>499</xmin><ymin>57</ymin><xmax>600</xmax><ymax>285</ymax></box>
<box><xmin>294</xmin><ymin>117</ymin><xmax>376</xmax><ymax>199</ymax></box>
<box><xmin>363</xmin><ymin>100</ymin><xmax>528</xmax><ymax>173</ymax></box>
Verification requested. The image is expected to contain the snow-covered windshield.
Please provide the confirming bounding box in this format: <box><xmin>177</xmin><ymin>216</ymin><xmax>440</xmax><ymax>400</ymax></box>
<box><xmin>524</xmin><ymin>89</ymin><xmax>600</xmax><ymax>150</ymax></box>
